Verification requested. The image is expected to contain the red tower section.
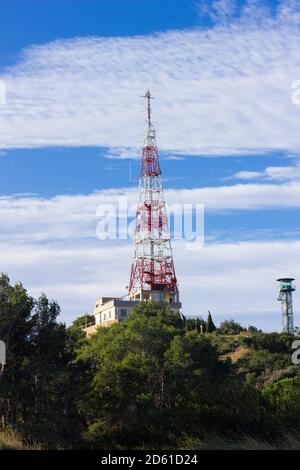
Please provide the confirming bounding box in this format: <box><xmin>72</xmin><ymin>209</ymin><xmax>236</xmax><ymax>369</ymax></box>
<box><xmin>129</xmin><ymin>91</ymin><xmax>180</xmax><ymax>307</ymax></box>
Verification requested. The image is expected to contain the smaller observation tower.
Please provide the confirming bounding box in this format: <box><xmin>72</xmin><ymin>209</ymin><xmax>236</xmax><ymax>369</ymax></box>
<box><xmin>277</xmin><ymin>278</ymin><xmax>295</xmax><ymax>334</ymax></box>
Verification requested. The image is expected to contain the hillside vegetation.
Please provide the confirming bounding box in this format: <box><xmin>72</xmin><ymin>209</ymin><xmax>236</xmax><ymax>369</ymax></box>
<box><xmin>0</xmin><ymin>429</ymin><xmax>41</xmax><ymax>450</ymax></box>
<box><xmin>1</xmin><ymin>273</ymin><xmax>300</xmax><ymax>450</ymax></box>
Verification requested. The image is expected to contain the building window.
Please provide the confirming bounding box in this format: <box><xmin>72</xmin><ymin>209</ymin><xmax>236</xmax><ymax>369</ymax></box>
<box><xmin>103</xmin><ymin>314</ymin><xmax>106</xmax><ymax>321</ymax></box>
<box><xmin>109</xmin><ymin>311</ymin><xmax>111</xmax><ymax>318</ymax></box>
<box><xmin>120</xmin><ymin>308</ymin><xmax>127</xmax><ymax>318</ymax></box>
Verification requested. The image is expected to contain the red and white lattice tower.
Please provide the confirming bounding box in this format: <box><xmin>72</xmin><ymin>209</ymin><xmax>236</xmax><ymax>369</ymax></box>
<box><xmin>129</xmin><ymin>91</ymin><xmax>181</xmax><ymax>310</ymax></box>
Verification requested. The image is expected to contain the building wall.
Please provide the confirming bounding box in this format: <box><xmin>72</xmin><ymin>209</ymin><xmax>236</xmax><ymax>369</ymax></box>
<box><xmin>83</xmin><ymin>294</ymin><xmax>181</xmax><ymax>336</ymax></box>
<box><xmin>93</xmin><ymin>298</ymin><xmax>139</xmax><ymax>327</ymax></box>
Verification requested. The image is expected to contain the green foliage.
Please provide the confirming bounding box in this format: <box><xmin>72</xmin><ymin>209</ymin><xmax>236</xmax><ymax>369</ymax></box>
<box><xmin>263</xmin><ymin>377</ymin><xmax>300</xmax><ymax>429</ymax></box>
<box><xmin>0</xmin><ymin>428</ymin><xmax>41</xmax><ymax>450</ymax></box>
<box><xmin>247</xmin><ymin>350</ymin><xmax>291</xmax><ymax>375</ymax></box>
<box><xmin>74</xmin><ymin>302</ymin><xmax>227</xmax><ymax>448</ymax></box>
<box><xmin>184</xmin><ymin>317</ymin><xmax>206</xmax><ymax>333</ymax></box>
<box><xmin>209</xmin><ymin>333</ymin><xmax>244</xmax><ymax>355</ymax></box>
<box><xmin>1</xmin><ymin>273</ymin><xmax>300</xmax><ymax>449</ymax></box>
<box><xmin>71</xmin><ymin>314</ymin><xmax>95</xmax><ymax>329</ymax></box>
<box><xmin>243</xmin><ymin>332</ymin><xmax>295</xmax><ymax>353</ymax></box>
<box><xmin>0</xmin><ymin>274</ymin><xmax>75</xmax><ymax>448</ymax></box>
<box><xmin>206</xmin><ymin>311</ymin><xmax>216</xmax><ymax>333</ymax></box>
<box><xmin>72</xmin><ymin>303</ymin><xmax>272</xmax><ymax>448</ymax></box>
<box><xmin>236</xmin><ymin>332</ymin><xmax>298</xmax><ymax>397</ymax></box>
<box><xmin>247</xmin><ymin>325</ymin><xmax>262</xmax><ymax>334</ymax></box>
<box><xmin>219</xmin><ymin>319</ymin><xmax>244</xmax><ymax>335</ymax></box>
<box><xmin>255</xmin><ymin>366</ymin><xmax>300</xmax><ymax>389</ymax></box>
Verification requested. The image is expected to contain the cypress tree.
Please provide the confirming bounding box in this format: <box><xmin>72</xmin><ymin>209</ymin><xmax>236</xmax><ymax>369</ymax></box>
<box><xmin>207</xmin><ymin>311</ymin><xmax>216</xmax><ymax>333</ymax></box>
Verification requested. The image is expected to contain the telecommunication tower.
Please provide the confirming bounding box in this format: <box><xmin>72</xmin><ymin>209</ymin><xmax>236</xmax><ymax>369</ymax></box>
<box><xmin>129</xmin><ymin>91</ymin><xmax>181</xmax><ymax>311</ymax></box>
<box><xmin>277</xmin><ymin>278</ymin><xmax>295</xmax><ymax>333</ymax></box>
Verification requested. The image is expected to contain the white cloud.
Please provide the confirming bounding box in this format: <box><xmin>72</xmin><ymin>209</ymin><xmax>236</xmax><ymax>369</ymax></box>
<box><xmin>0</xmin><ymin>1</ymin><xmax>300</xmax><ymax>156</ymax></box>
<box><xmin>163</xmin><ymin>155</ymin><xmax>186</xmax><ymax>161</ymax></box>
<box><xmin>166</xmin><ymin>182</ymin><xmax>300</xmax><ymax>211</ymax></box>
<box><xmin>277</xmin><ymin>0</ymin><xmax>300</xmax><ymax>23</ymax></box>
<box><xmin>0</xmin><ymin>182</ymin><xmax>299</xmax><ymax>329</ymax></box>
<box><xmin>197</xmin><ymin>0</ymin><xmax>300</xmax><ymax>25</ymax></box>
<box><xmin>1</xmin><ymin>239</ymin><xmax>299</xmax><ymax>331</ymax></box>
<box><xmin>0</xmin><ymin>1</ymin><xmax>300</xmax><ymax>331</ymax></box>
<box><xmin>232</xmin><ymin>170</ymin><xmax>262</xmax><ymax>180</ymax></box>
<box><xmin>197</xmin><ymin>0</ymin><xmax>238</xmax><ymax>23</ymax></box>
<box><xmin>177</xmin><ymin>239</ymin><xmax>300</xmax><ymax>330</ymax></box>
<box><xmin>0</xmin><ymin>181</ymin><xmax>300</xmax><ymax>245</ymax></box>
<box><xmin>104</xmin><ymin>147</ymin><xmax>141</xmax><ymax>160</ymax></box>
<box><xmin>232</xmin><ymin>163</ymin><xmax>300</xmax><ymax>181</ymax></box>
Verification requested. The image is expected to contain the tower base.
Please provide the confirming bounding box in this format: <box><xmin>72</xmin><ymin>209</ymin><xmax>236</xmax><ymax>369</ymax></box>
<box><xmin>128</xmin><ymin>288</ymin><xmax>181</xmax><ymax>314</ymax></box>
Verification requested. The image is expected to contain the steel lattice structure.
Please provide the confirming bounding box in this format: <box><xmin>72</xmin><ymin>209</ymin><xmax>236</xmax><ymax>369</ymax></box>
<box><xmin>277</xmin><ymin>278</ymin><xmax>295</xmax><ymax>334</ymax></box>
<box><xmin>129</xmin><ymin>91</ymin><xmax>178</xmax><ymax>297</ymax></box>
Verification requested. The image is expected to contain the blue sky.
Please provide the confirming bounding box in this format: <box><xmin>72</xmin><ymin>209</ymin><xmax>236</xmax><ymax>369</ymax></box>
<box><xmin>0</xmin><ymin>0</ymin><xmax>300</xmax><ymax>330</ymax></box>
<box><xmin>0</xmin><ymin>0</ymin><xmax>200</xmax><ymax>61</ymax></box>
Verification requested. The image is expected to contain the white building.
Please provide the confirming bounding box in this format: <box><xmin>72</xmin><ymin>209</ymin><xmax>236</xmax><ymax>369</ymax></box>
<box><xmin>83</xmin><ymin>290</ymin><xmax>181</xmax><ymax>336</ymax></box>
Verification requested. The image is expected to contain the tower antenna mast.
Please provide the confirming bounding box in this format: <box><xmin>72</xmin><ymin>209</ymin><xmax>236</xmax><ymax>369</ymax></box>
<box><xmin>128</xmin><ymin>91</ymin><xmax>181</xmax><ymax>312</ymax></box>
<box><xmin>142</xmin><ymin>89</ymin><xmax>154</xmax><ymax>128</ymax></box>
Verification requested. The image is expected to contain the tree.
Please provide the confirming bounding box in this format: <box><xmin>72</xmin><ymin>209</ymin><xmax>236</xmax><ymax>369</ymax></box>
<box><xmin>183</xmin><ymin>317</ymin><xmax>206</xmax><ymax>333</ymax></box>
<box><xmin>247</xmin><ymin>350</ymin><xmax>291</xmax><ymax>376</ymax></box>
<box><xmin>74</xmin><ymin>302</ymin><xmax>223</xmax><ymax>448</ymax></box>
<box><xmin>206</xmin><ymin>311</ymin><xmax>216</xmax><ymax>333</ymax></box>
<box><xmin>247</xmin><ymin>325</ymin><xmax>262</xmax><ymax>334</ymax></box>
<box><xmin>25</xmin><ymin>294</ymin><xmax>70</xmax><ymax>446</ymax></box>
<box><xmin>0</xmin><ymin>274</ymin><xmax>73</xmax><ymax>447</ymax></box>
<box><xmin>219</xmin><ymin>319</ymin><xmax>243</xmax><ymax>335</ymax></box>
<box><xmin>2</xmin><ymin>272</ymin><xmax>300</xmax><ymax>449</ymax></box>
<box><xmin>71</xmin><ymin>314</ymin><xmax>94</xmax><ymax>329</ymax></box>
<box><xmin>244</xmin><ymin>332</ymin><xmax>295</xmax><ymax>353</ymax></box>
<box><xmin>0</xmin><ymin>274</ymin><xmax>34</xmax><ymax>427</ymax></box>
<box><xmin>263</xmin><ymin>377</ymin><xmax>300</xmax><ymax>429</ymax></box>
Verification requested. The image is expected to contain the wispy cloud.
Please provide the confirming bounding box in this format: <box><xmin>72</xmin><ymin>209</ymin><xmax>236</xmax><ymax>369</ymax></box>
<box><xmin>0</xmin><ymin>181</ymin><xmax>299</xmax><ymax>327</ymax></box>
<box><xmin>0</xmin><ymin>181</ymin><xmax>300</xmax><ymax>245</ymax></box>
<box><xmin>196</xmin><ymin>0</ymin><xmax>300</xmax><ymax>25</ymax></box>
<box><xmin>1</xmin><ymin>238</ymin><xmax>299</xmax><ymax>329</ymax></box>
<box><xmin>231</xmin><ymin>163</ymin><xmax>300</xmax><ymax>181</ymax></box>
<box><xmin>0</xmin><ymin>1</ymin><xmax>300</xmax><ymax>156</ymax></box>
<box><xmin>196</xmin><ymin>0</ymin><xmax>238</xmax><ymax>24</ymax></box>
<box><xmin>163</xmin><ymin>155</ymin><xmax>186</xmax><ymax>161</ymax></box>
<box><xmin>104</xmin><ymin>147</ymin><xmax>141</xmax><ymax>160</ymax></box>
